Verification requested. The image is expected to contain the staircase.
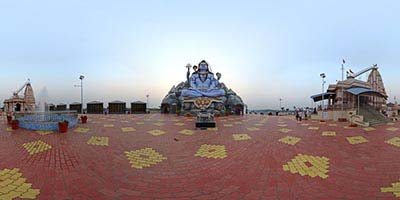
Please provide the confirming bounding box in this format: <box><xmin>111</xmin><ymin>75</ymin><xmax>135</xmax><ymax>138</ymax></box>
<box><xmin>359</xmin><ymin>105</ymin><xmax>389</xmax><ymax>126</ymax></box>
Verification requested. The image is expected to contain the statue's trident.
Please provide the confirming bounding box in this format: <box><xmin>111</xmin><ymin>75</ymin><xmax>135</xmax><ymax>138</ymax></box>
<box><xmin>186</xmin><ymin>63</ymin><xmax>192</xmax><ymax>87</ymax></box>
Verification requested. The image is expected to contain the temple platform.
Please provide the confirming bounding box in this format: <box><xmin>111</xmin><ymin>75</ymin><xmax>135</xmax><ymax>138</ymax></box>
<box><xmin>1</xmin><ymin>113</ymin><xmax>400</xmax><ymax>199</ymax></box>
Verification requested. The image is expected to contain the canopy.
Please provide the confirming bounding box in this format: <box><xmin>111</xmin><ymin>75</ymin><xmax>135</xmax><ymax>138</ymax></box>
<box><xmin>310</xmin><ymin>92</ymin><xmax>335</xmax><ymax>102</ymax></box>
<box><xmin>346</xmin><ymin>87</ymin><xmax>386</xmax><ymax>98</ymax></box>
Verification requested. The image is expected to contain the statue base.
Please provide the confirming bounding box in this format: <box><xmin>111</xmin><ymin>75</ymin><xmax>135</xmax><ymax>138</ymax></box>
<box><xmin>182</xmin><ymin>97</ymin><xmax>225</xmax><ymax>114</ymax></box>
<box><xmin>195</xmin><ymin>111</ymin><xmax>216</xmax><ymax>129</ymax></box>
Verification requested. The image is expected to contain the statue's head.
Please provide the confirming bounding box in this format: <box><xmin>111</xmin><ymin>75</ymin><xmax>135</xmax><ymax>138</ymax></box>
<box><xmin>198</xmin><ymin>60</ymin><xmax>209</xmax><ymax>73</ymax></box>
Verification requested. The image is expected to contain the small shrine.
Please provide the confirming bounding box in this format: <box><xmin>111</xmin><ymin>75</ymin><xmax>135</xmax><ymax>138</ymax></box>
<box><xmin>161</xmin><ymin>60</ymin><xmax>245</xmax><ymax>115</ymax></box>
<box><xmin>3</xmin><ymin>79</ymin><xmax>36</xmax><ymax>112</ymax></box>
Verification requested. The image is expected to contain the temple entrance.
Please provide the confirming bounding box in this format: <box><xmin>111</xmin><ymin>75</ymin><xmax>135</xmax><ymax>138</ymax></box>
<box><xmin>15</xmin><ymin>103</ymin><xmax>21</xmax><ymax>112</ymax></box>
<box><xmin>161</xmin><ymin>104</ymin><xmax>170</xmax><ymax>114</ymax></box>
<box><xmin>235</xmin><ymin>105</ymin><xmax>244</xmax><ymax>115</ymax></box>
<box><xmin>355</xmin><ymin>95</ymin><xmax>371</xmax><ymax>109</ymax></box>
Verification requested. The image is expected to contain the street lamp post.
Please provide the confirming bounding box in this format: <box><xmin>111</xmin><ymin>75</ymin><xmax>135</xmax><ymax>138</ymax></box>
<box><xmin>146</xmin><ymin>94</ymin><xmax>149</xmax><ymax>113</ymax></box>
<box><xmin>74</xmin><ymin>75</ymin><xmax>85</xmax><ymax>114</ymax></box>
<box><xmin>320</xmin><ymin>73</ymin><xmax>326</xmax><ymax>121</ymax></box>
<box><xmin>279</xmin><ymin>98</ymin><xmax>283</xmax><ymax>111</ymax></box>
<box><xmin>341</xmin><ymin>59</ymin><xmax>345</xmax><ymax>111</ymax></box>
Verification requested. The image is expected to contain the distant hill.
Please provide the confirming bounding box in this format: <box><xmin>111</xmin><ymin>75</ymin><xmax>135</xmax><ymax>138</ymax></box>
<box><xmin>251</xmin><ymin>109</ymin><xmax>280</xmax><ymax>114</ymax></box>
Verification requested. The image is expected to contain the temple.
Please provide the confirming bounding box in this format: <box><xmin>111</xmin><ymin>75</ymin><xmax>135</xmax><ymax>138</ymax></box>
<box><xmin>310</xmin><ymin>64</ymin><xmax>389</xmax><ymax>126</ymax></box>
<box><xmin>161</xmin><ymin>60</ymin><xmax>245</xmax><ymax>115</ymax></box>
<box><xmin>3</xmin><ymin>79</ymin><xmax>36</xmax><ymax>112</ymax></box>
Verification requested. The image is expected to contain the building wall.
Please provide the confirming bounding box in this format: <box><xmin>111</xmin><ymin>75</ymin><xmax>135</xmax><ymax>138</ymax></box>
<box><xmin>109</xmin><ymin>103</ymin><xmax>126</xmax><ymax>114</ymax></box>
<box><xmin>87</xmin><ymin>104</ymin><xmax>103</xmax><ymax>114</ymax></box>
<box><xmin>131</xmin><ymin>103</ymin><xmax>146</xmax><ymax>113</ymax></box>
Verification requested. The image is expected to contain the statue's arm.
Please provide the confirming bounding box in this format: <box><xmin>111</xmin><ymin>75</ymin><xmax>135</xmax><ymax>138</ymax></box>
<box><xmin>189</xmin><ymin>76</ymin><xmax>197</xmax><ymax>89</ymax></box>
<box><xmin>209</xmin><ymin>75</ymin><xmax>219</xmax><ymax>88</ymax></box>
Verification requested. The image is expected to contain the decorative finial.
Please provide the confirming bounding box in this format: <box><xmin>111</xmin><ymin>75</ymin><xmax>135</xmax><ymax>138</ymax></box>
<box><xmin>216</xmin><ymin>72</ymin><xmax>221</xmax><ymax>80</ymax></box>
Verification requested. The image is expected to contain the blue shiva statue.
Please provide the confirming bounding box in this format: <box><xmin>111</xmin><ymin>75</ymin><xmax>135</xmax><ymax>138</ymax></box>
<box><xmin>181</xmin><ymin>60</ymin><xmax>226</xmax><ymax>98</ymax></box>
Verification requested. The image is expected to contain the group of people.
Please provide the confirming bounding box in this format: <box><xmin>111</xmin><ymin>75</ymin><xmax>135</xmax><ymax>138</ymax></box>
<box><xmin>295</xmin><ymin>109</ymin><xmax>309</xmax><ymax>121</ymax></box>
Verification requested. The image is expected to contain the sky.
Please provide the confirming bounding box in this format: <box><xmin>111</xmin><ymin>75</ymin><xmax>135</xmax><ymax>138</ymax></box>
<box><xmin>0</xmin><ymin>0</ymin><xmax>399</xmax><ymax>109</ymax></box>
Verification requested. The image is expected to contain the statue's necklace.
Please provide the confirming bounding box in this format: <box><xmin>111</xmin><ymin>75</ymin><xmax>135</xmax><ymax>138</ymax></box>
<box><xmin>199</xmin><ymin>72</ymin><xmax>208</xmax><ymax>83</ymax></box>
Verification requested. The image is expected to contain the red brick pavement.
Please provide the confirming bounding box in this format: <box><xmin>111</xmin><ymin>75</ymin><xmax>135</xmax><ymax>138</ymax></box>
<box><xmin>0</xmin><ymin>114</ymin><xmax>400</xmax><ymax>199</ymax></box>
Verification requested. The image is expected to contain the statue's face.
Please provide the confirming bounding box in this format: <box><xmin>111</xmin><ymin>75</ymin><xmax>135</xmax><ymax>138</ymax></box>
<box><xmin>199</xmin><ymin>62</ymin><xmax>208</xmax><ymax>72</ymax></box>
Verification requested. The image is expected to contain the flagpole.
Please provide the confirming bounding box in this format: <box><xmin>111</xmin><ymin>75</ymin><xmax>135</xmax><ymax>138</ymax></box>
<box><xmin>341</xmin><ymin>59</ymin><xmax>345</xmax><ymax>111</ymax></box>
<box><xmin>342</xmin><ymin>60</ymin><xmax>345</xmax><ymax>81</ymax></box>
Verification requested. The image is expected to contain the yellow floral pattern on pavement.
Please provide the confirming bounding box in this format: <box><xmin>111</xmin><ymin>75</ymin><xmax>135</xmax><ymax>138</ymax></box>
<box><xmin>247</xmin><ymin>127</ymin><xmax>260</xmax><ymax>131</ymax></box>
<box><xmin>87</xmin><ymin>136</ymin><xmax>109</xmax><ymax>146</ymax></box>
<box><xmin>381</xmin><ymin>181</ymin><xmax>400</xmax><ymax>197</ymax></box>
<box><xmin>121</xmin><ymin>127</ymin><xmax>136</xmax><ymax>132</ymax></box>
<box><xmin>283</xmin><ymin>154</ymin><xmax>329</xmax><ymax>179</ymax></box>
<box><xmin>363</xmin><ymin>127</ymin><xmax>376</xmax><ymax>132</ymax></box>
<box><xmin>74</xmin><ymin>128</ymin><xmax>89</xmax><ymax>133</ymax></box>
<box><xmin>386</xmin><ymin>137</ymin><xmax>400</xmax><ymax>148</ymax></box>
<box><xmin>195</xmin><ymin>144</ymin><xmax>227</xmax><ymax>159</ymax></box>
<box><xmin>232</xmin><ymin>134</ymin><xmax>251</xmax><ymax>141</ymax></box>
<box><xmin>279</xmin><ymin>136</ymin><xmax>301</xmax><ymax>145</ymax></box>
<box><xmin>179</xmin><ymin>129</ymin><xmax>194</xmax><ymax>135</ymax></box>
<box><xmin>387</xmin><ymin>127</ymin><xmax>399</xmax><ymax>132</ymax></box>
<box><xmin>347</xmin><ymin>136</ymin><xmax>368</xmax><ymax>145</ymax></box>
<box><xmin>22</xmin><ymin>140</ymin><xmax>52</xmax><ymax>155</ymax></box>
<box><xmin>35</xmin><ymin>131</ymin><xmax>53</xmax><ymax>135</ymax></box>
<box><xmin>278</xmin><ymin>128</ymin><xmax>292</xmax><ymax>133</ymax></box>
<box><xmin>125</xmin><ymin>148</ymin><xmax>167</xmax><ymax>169</ymax></box>
<box><xmin>0</xmin><ymin>168</ymin><xmax>40</xmax><ymax>200</ymax></box>
<box><xmin>322</xmin><ymin>131</ymin><xmax>336</xmax><ymax>137</ymax></box>
<box><xmin>148</xmin><ymin>129</ymin><xmax>166</xmax><ymax>136</ymax></box>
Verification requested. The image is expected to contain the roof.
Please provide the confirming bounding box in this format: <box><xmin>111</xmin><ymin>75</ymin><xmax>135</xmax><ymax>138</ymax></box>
<box><xmin>87</xmin><ymin>101</ymin><xmax>103</xmax><ymax>104</ymax></box>
<box><xmin>336</xmin><ymin>78</ymin><xmax>371</xmax><ymax>89</ymax></box>
<box><xmin>387</xmin><ymin>103</ymin><xmax>395</xmax><ymax>107</ymax></box>
<box><xmin>70</xmin><ymin>102</ymin><xmax>81</xmax><ymax>105</ymax></box>
<box><xmin>310</xmin><ymin>92</ymin><xmax>335</xmax><ymax>102</ymax></box>
<box><xmin>109</xmin><ymin>100</ymin><xmax>126</xmax><ymax>104</ymax></box>
<box><xmin>57</xmin><ymin>103</ymin><xmax>66</xmax><ymax>106</ymax></box>
<box><xmin>346</xmin><ymin>87</ymin><xmax>386</xmax><ymax>98</ymax></box>
<box><xmin>131</xmin><ymin>101</ymin><xmax>146</xmax><ymax>104</ymax></box>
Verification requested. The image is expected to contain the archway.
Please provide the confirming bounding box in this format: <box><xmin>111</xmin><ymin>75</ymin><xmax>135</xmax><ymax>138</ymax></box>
<box><xmin>161</xmin><ymin>104</ymin><xmax>170</xmax><ymax>114</ymax></box>
<box><xmin>234</xmin><ymin>105</ymin><xmax>244</xmax><ymax>115</ymax></box>
<box><xmin>15</xmin><ymin>103</ymin><xmax>21</xmax><ymax>112</ymax></box>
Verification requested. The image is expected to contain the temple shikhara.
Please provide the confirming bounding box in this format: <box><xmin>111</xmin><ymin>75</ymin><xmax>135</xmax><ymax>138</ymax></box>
<box><xmin>161</xmin><ymin>60</ymin><xmax>245</xmax><ymax>115</ymax></box>
<box><xmin>3</xmin><ymin>79</ymin><xmax>36</xmax><ymax>112</ymax></box>
<box><xmin>311</xmin><ymin>64</ymin><xmax>390</xmax><ymax>126</ymax></box>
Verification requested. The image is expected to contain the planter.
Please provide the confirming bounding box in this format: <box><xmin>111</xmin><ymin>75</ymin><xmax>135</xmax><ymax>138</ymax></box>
<box><xmin>6</xmin><ymin>116</ymin><xmax>12</xmax><ymax>124</ymax></box>
<box><xmin>349</xmin><ymin>124</ymin><xmax>358</xmax><ymax>127</ymax></box>
<box><xmin>58</xmin><ymin>121</ymin><xmax>69</xmax><ymax>133</ymax></box>
<box><xmin>176</xmin><ymin>113</ymin><xmax>181</xmax><ymax>117</ymax></box>
<box><xmin>215</xmin><ymin>113</ymin><xmax>220</xmax><ymax>117</ymax></box>
<box><xmin>81</xmin><ymin>116</ymin><xmax>88</xmax><ymax>124</ymax></box>
<box><xmin>185</xmin><ymin>113</ymin><xmax>191</xmax><ymax>117</ymax></box>
<box><xmin>225</xmin><ymin>113</ymin><xmax>230</xmax><ymax>117</ymax></box>
<box><xmin>11</xmin><ymin>121</ymin><xmax>19</xmax><ymax>130</ymax></box>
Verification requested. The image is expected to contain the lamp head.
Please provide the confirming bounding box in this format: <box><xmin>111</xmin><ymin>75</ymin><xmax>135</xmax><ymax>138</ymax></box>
<box><xmin>320</xmin><ymin>73</ymin><xmax>326</xmax><ymax>78</ymax></box>
<box><xmin>79</xmin><ymin>75</ymin><xmax>85</xmax><ymax>80</ymax></box>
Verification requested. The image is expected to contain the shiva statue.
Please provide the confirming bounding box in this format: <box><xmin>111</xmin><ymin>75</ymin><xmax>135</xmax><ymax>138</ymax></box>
<box><xmin>181</xmin><ymin>60</ymin><xmax>226</xmax><ymax>98</ymax></box>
